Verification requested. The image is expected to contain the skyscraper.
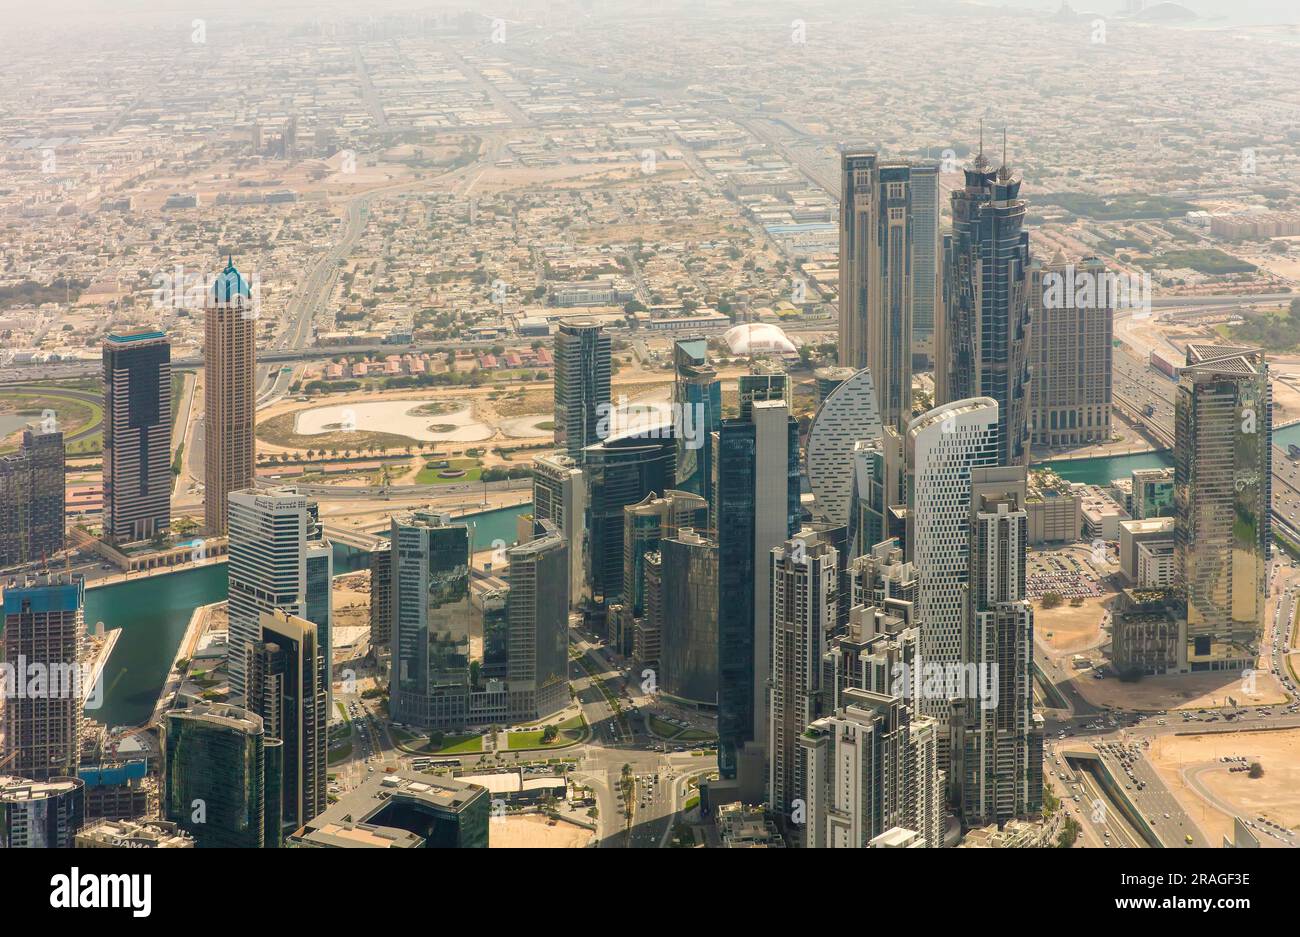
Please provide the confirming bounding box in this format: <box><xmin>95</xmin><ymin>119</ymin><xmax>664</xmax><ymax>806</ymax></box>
<box><xmin>368</xmin><ymin>541</ymin><xmax>392</xmax><ymax>646</ymax></box>
<box><xmin>162</xmin><ymin>702</ymin><xmax>277</xmax><ymax>848</ymax></box>
<box><xmin>204</xmin><ymin>258</ymin><xmax>257</xmax><ymax>536</ymax></box>
<box><xmin>226</xmin><ymin>488</ymin><xmax>333</xmax><ymax>700</ymax></box>
<box><xmin>389</xmin><ymin>511</ymin><xmax>473</xmax><ymax>728</ymax></box>
<box><xmin>1</xmin><ymin>573</ymin><xmax>85</xmax><ymax>781</ymax></box>
<box><xmin>620</xmin><ymin>489</ymin><xmax>708</xmax><ymax>646</ymax></box>
<box><xmin>531</xmin><ymin>452</ymin><xmax>586</xmax><ymax>606</ymax></box>
<box><xmin>1175</xmin><ymin>343</ymin><xmax>1272</xmax><ymax>671</ymax></box>
<box><xmin>953</xmin><ymin>467</ymin><xmax>1043</xmax><ymax>827</ymax></box>
<box><xmin>712</xmin><ymin>398</ymin><xmax>799</xmax><ymax>778</ymax></box>
<box><xmin>582</xmin><ymin>431</ymin><xmax>676</xmax><ymax>621</ymax></box>
<box><xmin>905</xmin><ymin>398</ymin><xmax>999</xmax><ymax>747</ymax></box>
<box><xmin>768</xmin><ymin>530</ymin><xmax>837</xmax><ymax>817</ymax></box>
<box><xmin>102</xmin><ymin>328</ymin><xmax>172</xmax><ymax>544</ymax></box>
<box><xmin>805</xmin><ymin>367</ymin><xmax>883</xmax><ymax>526</ymax></box>
<box><xmin>0</xmin><ymin>776</ymin><xmax>85</xmax><ymax>848</ymax></box>
<box><xmin>799</xmin><ymin>687</ymin><xmax>943</xmax><ymax>849</ymax></box>
<box><xmin>505</xmin><ymin>520</ymin><xmax>571</xmax><ymax>722</ymax></box>
<box><xmin>0</xmin><ymin>422</ymin><xmax>65</xmax><ymax>568</ymax></box>
<box><xmin>671</xmin><ymin>338</ymin><xmax>722</xmax><ymax>504</ymax></box>
<box><xmin>1028</xmin><ymin>254</ymin><xmax>1113</xmax><ymax>448</ymax></box>
<box><xmin>554</xmin><ymin>319</ymin><xmax>611</xmax><ymax>458</ymax></box>
<box><xmin>657</xmin><ymin>528</ymin><xmax>719</xmax><ymax>706</ymax></box>
<box><xmin>838</xmin><ymin>149</ymin><xmax>940</xmax><ymax>432</ymax></box>
<box><xmin>246</xmin><ymin>609</ymin><xmax>328</xmax><ymax>830</ymax></box>
<box><xmin>940</xmin><ymin>146</ymin><xmax>1032</xmax><ymax>466</ymax></box>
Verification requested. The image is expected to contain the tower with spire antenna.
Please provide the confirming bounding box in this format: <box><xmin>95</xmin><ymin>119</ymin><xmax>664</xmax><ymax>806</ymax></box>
<box><xmin>937</xmin><ymin>128</ymin><xmax>1032</xmax><ymax>467</ymax></box>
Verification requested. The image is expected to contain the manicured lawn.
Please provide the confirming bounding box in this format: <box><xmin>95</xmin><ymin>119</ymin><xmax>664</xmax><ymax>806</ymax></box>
<box><xmin>506</xmin><ymin>715</ymin><xmax>587</xmax><ymax>750</ymax></box>
<box><xmin>396</xmin><ymin>730</ymin><xmax>485</xmax><ymax>755</ymax></box>
<box><xmin>415</xmin><ymin>457</ymin><xmax>483</xmax><ymax>485</ymax></box>
<box><xmin>648</xmin><ymin>715</ymin><xmax>685</xmax><ymax>739</ymax></box>
<box><xmin>435</xmin><ymin>734</ymin><xmax>484</xmax><ymax>755</ymax></box>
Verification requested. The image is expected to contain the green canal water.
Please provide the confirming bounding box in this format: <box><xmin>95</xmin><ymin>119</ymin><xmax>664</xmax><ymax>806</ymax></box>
<box><xmin>86</xmin><ymin>501</ymin><xmax>534</xmax><ymax>729</ymax></box>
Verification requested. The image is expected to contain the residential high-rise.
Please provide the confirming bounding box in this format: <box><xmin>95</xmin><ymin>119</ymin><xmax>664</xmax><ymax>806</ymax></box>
<box><xmin>806</xmin><ymin>368</ymin><xmax>883</xmax><ymax>526</ymax></box>
<box><xmin>671</xmin><ymin>338</ymin><xmax>722</xmax><ymax>504</ymax></box>
<box><xmin>847</xmin><ymin>430</ymin><xmax>907</xmax><ymax>560</ymax></box>
<box><xmin>531</xmin><ymin>452</ymin><xmax>586</xmax><ymax>606</ymax></box>
<box><xmin>847</xmin><ymin>538</ymin><xmax>918</xmax><ymax>619</ymax></box>
<box><xmin>768</xmin><ymin>531</ymin><xmax>837</xmax><ymax>817</ymax></box>
<box><xmin>799</xmin><ymin>687</ymin><xmax>943</xmax><ymax>849</ymax></box>
<box><xmin>1175</xmin><ymin>343</ymin><xmax>1272</xmax><ymax>671</ymax></box>
<box><xmin>953</xmin><ymin>467</ymin><xmax>1043</xmax><ymax>828</ymax></box>
<box><xmin>905</xmin><ymin>398</ymin><xmax>999</xmax><ymax>748</ymax></box>
<box><xmin>658</xmin><ymin>528</ymin><xmax>719</xmax><ymax>706</ymax></box>
<box><xmin>822</xmin><ymin>603</ymin><xmax>920</xmax><ymax>714</ymax></box>
<box><xmin>368</xmin><ymin>541</ymin><xmax>392</xmax><ymax>646</ymax></box>
<box><xmin>505</xmin><ymin>520</ymin><xmax>570</xmax><ymax>722</ymax></box>
<box><xmin>102</xmin><ymin>328</ymin><xmax>172</xmax><ymax>544</ymax></box>
<box><xmin>162</xmin><ymin>702</ymin><xmax>278</xmax><ymax>848</ymax></box>
<box><xmin>940</xmin><ymin>147</ymin><xmax>1032</xmax><ymax>467</ymax></box>
<box><xmin>712</xmin><ymin>398</ymin><xmax>799</xmax><ymax>778</ymax></box>
<box><xmin>1028</xmin><ymin>255</ymin><xmax>1113</xmax><ymax>448</ymax></box>
<box><xmin>0</xmin><ymin>422</ymin><xmax>65</xmax><ymax>568</ymax></box>
<box><xmin>226</xmin><ymin>488</ymin><xmax>333</xmax><ymax>701</ymax></box>
<box><xmin>204</xmin><ymin>257</ymin><xmax>257</xmax><ymax>535</ymax></box>
<box><xmin>838</xmin><ymin>149</ymin><xmax>940</xmax><ymax>432</ymax></box>
<box><xmin>553</xmin><ymin>319</ymin><xmax>611</xmax><ymax>458</ymax></box>
<box><xmin>0</xmin><ymin>776</ymin><xmax>85</xmax><ymax>848</ymax></box>
<box><xmin>389</xmin><ymin>511</ymin><xmax>473</xmax><ymax>728</ymax></box>
<box><xmin>1</xmin><ymin>573</ymin><xmax>85</xmax><ymax>781</ymax></box>
<box><xmin>246</xmin><ymin>609</ymin><xmax>328</xmax><ymax>831</ymax></box>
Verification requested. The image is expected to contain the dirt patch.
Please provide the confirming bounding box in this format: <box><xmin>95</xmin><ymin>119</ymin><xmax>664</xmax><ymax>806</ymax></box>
<box><xmin>489</xmin><ymin>813</ymin><xmax>594</xmax><ymax>848</ymax></box>
<box><xmin>1149</xmin><ymin>728</ymin><xmax>1300</xmax><ymax>845</ymax></box>
<box><xmin>1069</xmin><ymin>669</ymin><xmax>1287</xmax><ymax>712</ymax></box>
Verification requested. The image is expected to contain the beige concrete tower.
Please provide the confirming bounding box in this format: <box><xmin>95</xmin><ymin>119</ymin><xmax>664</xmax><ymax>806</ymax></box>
<box><xmin>204</xmin><ymin>258</ymin><xmax>257</xmax><ymax>535</ymax></box>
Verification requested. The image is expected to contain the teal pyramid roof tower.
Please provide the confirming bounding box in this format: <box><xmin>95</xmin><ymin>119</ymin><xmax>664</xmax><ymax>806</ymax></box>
<box><xmin>211</xmin><ymin>255</ymin><xmax>253</xmax><ymax>304</ymax></box>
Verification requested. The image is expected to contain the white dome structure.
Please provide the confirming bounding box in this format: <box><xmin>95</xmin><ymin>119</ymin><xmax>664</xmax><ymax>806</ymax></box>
<box><xmin>723</xmin><ymin>322</ymin><xmax>798</xmax><ymax>357</ymax></box>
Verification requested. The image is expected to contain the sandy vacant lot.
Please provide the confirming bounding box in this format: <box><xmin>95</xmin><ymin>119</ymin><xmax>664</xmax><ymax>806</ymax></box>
<box><xmin>1037</xmin><ymin>593</ymin><xmax>1113</xmax><ymax>654</ymax></box>
<box><xmin>1150</xmin><ymin>728</ymin><xmax>1300</xmax><ymax>846</ymax></box>
<box><xmin>1068</xmin><ymin>669</ymin><xmax>1287</xmax><ymax>712</ymax></box>
<box><xmin>490</xmin><ymin>814</ymin><xmax>594</xmax><ymax>848</ymax></box>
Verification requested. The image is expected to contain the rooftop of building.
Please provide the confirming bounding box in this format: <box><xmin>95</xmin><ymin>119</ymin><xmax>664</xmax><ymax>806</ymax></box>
<box><xmin>290</xmin><ymin>771</ymin><xmax>486</xmax><ymax>848</ymax></box>
<box><xmin>0</xmin><ymin>775</ymin><xmax>83</xmax><ymax>802</ymax></box>
<box><xmin>77</xmin><ymin>818</ymin><xmax>195</xmax><ymax>847</ymax></box>
<box><xmin>105</xmin><ymin>328</ymin><xmax>167</xmax><ymax>344</ymax></box>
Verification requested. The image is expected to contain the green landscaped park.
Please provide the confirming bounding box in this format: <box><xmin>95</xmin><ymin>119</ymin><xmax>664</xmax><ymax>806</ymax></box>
<box><xmin>414</xmin><ymin>457</ymin><xmax>483</xmax><ymax>485</ymax></box>
<box><xmin>506</xmin><ymin>714</ymin><xmax>588</xmax><ymax>750</ymax></box>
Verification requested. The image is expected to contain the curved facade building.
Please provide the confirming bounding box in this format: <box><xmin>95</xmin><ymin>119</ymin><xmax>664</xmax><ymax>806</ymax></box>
<box><xmin>0</xmin><ymin>776</ymin><xmax>85</xmax><ymax>848</ymax></box>
<box><xmin>163</xmin><ymin>702</ymin><xmax>272</xmax><ymax>848</ymax></box>
<box><xmin>806</xmin><ymin>367</ymin><xmax>883</xmax><ymax>527</ymax></box>
<box><xmin>657</xmin><ymin>529</ymin><xmax>719</xmax><ymax>706</ymax></box>
<box><xmin>905</xmin><ymin>398</ymin><xmax>999</xmax><ymax>736</ymax></box>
